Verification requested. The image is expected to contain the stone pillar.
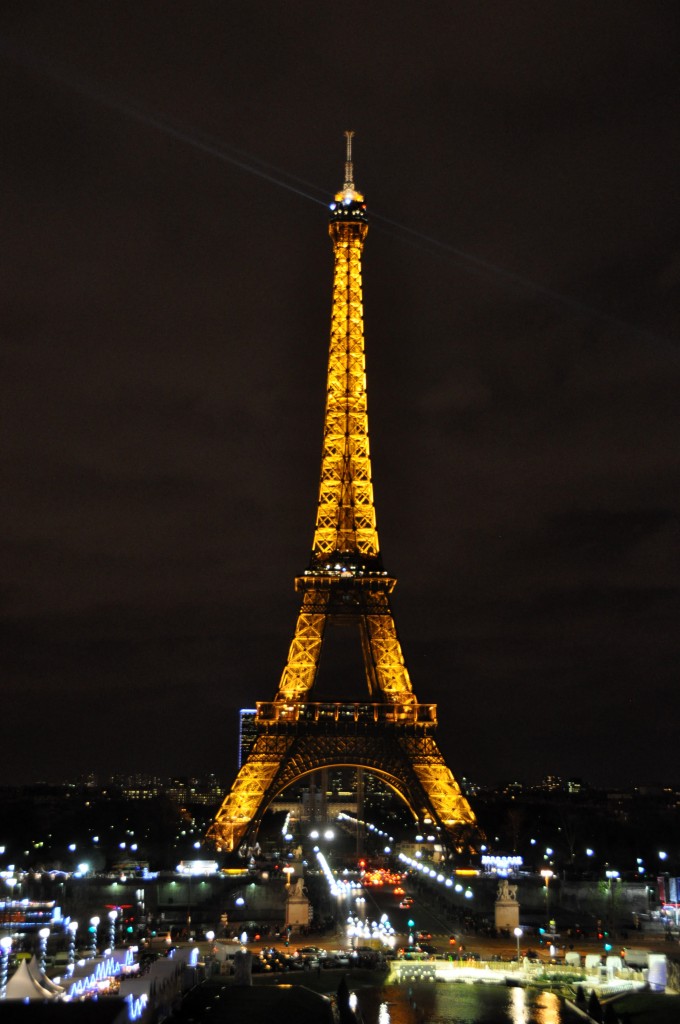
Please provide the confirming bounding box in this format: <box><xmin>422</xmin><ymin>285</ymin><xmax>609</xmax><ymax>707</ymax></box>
<box><xmin>285</xmin><ymin>878</ymin><xmax>311</xmax><ymax>930</ymax></box>
<box><xmin>494</xmin><ymin>879</ymin><xmax>520</xmax><ymax>932</ymax></box>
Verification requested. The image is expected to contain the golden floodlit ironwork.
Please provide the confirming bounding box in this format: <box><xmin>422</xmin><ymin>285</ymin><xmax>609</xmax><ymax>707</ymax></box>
<box><xmin>207</xmin><ymin>133</ymin><xmax>478</xmax><ymax>854</ymax></box>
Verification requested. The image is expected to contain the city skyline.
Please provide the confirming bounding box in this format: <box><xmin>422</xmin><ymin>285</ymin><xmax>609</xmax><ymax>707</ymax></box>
<box><xmin>2</xmin><ymin>4</ymin><xmax>679</xmax><ymax>789</ymax></box>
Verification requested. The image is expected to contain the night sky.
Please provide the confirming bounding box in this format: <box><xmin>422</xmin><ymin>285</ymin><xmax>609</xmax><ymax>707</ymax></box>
<box><xmin>2</xmin><ymin>3</ymin><xmax>678</xmax><ymax>789</ymax></box>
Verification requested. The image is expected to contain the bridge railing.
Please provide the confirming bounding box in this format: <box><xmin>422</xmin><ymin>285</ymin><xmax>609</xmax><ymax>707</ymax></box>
<box><xmin>255</xmin><ymin>701</ymin><xmax>438</xmax><ymax>728</ymax></box>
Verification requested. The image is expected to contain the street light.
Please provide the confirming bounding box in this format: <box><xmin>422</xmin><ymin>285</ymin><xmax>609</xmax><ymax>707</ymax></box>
<box><xmin>67</xmin><ymin>921</ymin><xmax>78</xmax><ymax>968</ymax></box>
<box><xmin>540</xmin><ymin>869</ymin><xmax>554</xmax><ymax>932</ymax></box>
<box><xmin>283</xmin><ymin>866</ymin><xmax>295</xmax><ymax>887</ymax></box>
<box><xmin>514</xmin><ymin>926</ymin><xmax>523</xmax><ymax>962</ymax></box>
<box><xmin>107</xmin><ymin>910</ymin><xmax>118</xmax><ymax>950</ymax></box>
<box><xmin>89</xmin><ymin>916</ymin><xmax>100</xmax><ymax>957</ymax></box>
<box><xmin>38</xmin><ymin>927</ymin><xmax>50</xmax><ymax>974</ymax></box>
<box><xmin>606</xmin><ymin>870</ymin><xmax>620</xmax><ymax>938</ymax></box>
<box><xmin>0</xmin><ymin>936</ymin><xmax>12</xmax><ymax>998</ymax></box>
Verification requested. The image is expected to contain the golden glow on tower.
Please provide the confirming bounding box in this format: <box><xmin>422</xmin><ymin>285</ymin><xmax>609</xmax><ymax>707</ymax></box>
<box><xmin>206</xmin><ymin>135</ymin><xmax>478</xmax><ymax>855</ymax></box>
<box><xmin>314</xmin><ymin>131</ymin><xmax>375</xmax><ymax>564</ymax></box>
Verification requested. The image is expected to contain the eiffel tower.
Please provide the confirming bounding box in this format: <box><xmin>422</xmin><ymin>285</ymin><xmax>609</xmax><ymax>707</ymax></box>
<box><xmin>207</xmin><ymin>133</ymin><xmax>478</xmax><ymax>854</ymax></box>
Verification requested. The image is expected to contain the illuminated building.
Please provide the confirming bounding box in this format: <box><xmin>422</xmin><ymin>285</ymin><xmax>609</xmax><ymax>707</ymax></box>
<box><xmin>208</xmin><ymin>134</ymin><xmax>477</xmax><ymax>854</ymax></box>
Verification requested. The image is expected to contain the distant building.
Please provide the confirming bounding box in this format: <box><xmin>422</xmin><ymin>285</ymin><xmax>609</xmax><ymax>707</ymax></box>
<box><xmin>107</xmin><ymin>773</ymin><xmax>223</xmax><ymax>805</ymax></box>
<box><xmin>541</xmin><ymin>775</ymin><xmax>564</xmax><ymax>792</ymax></box>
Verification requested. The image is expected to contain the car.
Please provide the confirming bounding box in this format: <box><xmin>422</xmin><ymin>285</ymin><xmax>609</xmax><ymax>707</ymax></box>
<box><xmin>354</xmin><ymin>947</ymin><xmax>383</xmax><ymax>968</ymax></box>
<box><xmin>322</xmin><ymin>950</ymin><xmax>351</xmax><ymax>968</ymax></box>
<box><xmin>294</xmin><ymin>948</ymin><xmax>322</xmax><ymax>969</ymax></box>
<box><xmin>416</xmin><ymin>931</ymin><xmax>432</xmax><ymax>941</ymax></box>
<box><xmin>393</xmin><ymin>886</ymin><xmax>405</xmax><ymax>895</ymax></box>
<box><xmin>296</xmin><ymin>946</ymin><xmax>325</xmax><ymax>959</ymax></box>
<box><xmin>399</xmin><ymin>898</ymin><xmax>414</xmax><ymax>909</ymax></box>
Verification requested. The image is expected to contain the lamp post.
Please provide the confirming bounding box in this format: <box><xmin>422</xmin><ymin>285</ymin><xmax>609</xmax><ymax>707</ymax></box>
<box><xmin>514</xmin><ymin>926</ymin><xmax>523</xmax><ymax>963</ymax></box>
<box><xmin>38</xmin><ymin>927</ymin><xmax>50</xmax><ymax>974</ymax></box>
<box><xmin>107</xmin><ymin>910</ymin><xmax>118</xmax><ymax>950</ymax></box>
<box><xmin>186</xmin><ymin>874</ymin><xmax>192</xmax><ymax>938</ymax></box>
<box><xmin>605</xmin><ymin>870</ymin><xmax>619</xmax><ymax>939</ymax></box>
<box><xmin>89</xmin><ymin>916</ymin><xmax>100</xmax><ymax>957</ymax></box>
<box><xmin>67</xmin><ymin>921</ymin><xmax>78</xmax><ymax>968</ymax></box>
<box><xmin>1</xmin><ymin>936</ymin><xmax>12</xmax><ymax>998</ymax></box>
<box><xmin>5</xmin><ymin>878</ymin><xmax>17</xmax><ymax>906</ymax></box>
<box><xmin>283</xmin><ymin>866</ymin><xmax>295</xmax><ymax>887</ymax></box>
<box><xmin>540</xmin><ymin>869</ymin><xmax>554</xmax><ymax>933</ymax></box>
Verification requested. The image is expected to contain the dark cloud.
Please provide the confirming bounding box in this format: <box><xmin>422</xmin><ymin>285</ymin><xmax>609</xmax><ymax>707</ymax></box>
<box><xmin>1</xmin><ymin>2</ymin><xmax>679</xmax><ymax>787</ymax></box>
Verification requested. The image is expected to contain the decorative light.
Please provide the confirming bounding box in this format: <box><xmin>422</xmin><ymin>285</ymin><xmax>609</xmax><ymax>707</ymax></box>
<box><xmin>89</xmin><ymin>917</ymin><xmax>100</xmax><ymax>957</ymax></box>
<box><xmin>67</xmin><ymin>921</ymin><xmax>78</xmax><ymax>967</ymax></box>
<box><xmin>513</xmin><ymin>926</ymin><xmax>523</xmax><ymax>961</ymax></box>
<box><xmin>38</xmin><ymin>927</ymin><xmax>50</xmax><ymax>973</ymax></box>
<box><xmin>0</xmin><ymin>937</ymin><xmax>12</xmax><ymax>999</ymax></box>
<box><xmin>107</xmin><ymin>910</ymin><xmax>118</xmax><ymax>949</ymax></box>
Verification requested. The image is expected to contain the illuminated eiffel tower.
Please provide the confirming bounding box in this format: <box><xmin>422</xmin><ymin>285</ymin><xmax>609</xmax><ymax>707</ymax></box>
<box><xmin>207</xmin><ymin>133</ymin><xmax>478</xmax><ymax>854</ymax></box>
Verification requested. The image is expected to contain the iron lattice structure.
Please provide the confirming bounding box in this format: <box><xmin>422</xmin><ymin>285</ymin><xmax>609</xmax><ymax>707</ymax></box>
<box><xmin>207</xmin><ymin>134</ymin><xmax>478</xmax><ymax>854</ymax></box>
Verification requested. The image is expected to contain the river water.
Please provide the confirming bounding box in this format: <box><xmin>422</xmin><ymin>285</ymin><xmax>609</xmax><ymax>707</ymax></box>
<box><xmin>353</xmin><ymin>980</ymin><xmax>567</xmax><ymax>1024</ymax></box>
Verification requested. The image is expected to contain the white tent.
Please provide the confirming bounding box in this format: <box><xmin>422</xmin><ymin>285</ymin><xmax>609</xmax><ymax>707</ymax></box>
<box><xmin>5</xmin><ymin>959</ymin><xmax>56</xmax><ymax>1000</ymax></box>
<box><xmin>27</xmin><ymin>955</ymin><xmax>65</xmax><ymax>996</ymax></box>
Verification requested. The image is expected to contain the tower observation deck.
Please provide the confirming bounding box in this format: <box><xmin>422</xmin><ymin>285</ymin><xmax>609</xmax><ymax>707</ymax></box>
<box><xmin>207</xmin><ymin>133</ymin><xmax>478</xmax><ymax>855</ymax></box>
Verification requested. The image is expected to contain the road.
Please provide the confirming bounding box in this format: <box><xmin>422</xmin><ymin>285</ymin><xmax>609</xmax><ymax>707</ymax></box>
<box><xmin>356</xmin><ymin>880</ymin><xmax>454</xmax><ymax>953</ymax></box>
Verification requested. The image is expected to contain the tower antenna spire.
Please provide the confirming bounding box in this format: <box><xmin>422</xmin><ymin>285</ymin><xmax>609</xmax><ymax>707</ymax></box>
<box><xmin>343</xmin><ymin>129</ymin><xmax>355</xmax><ymax>191</ymax></box>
